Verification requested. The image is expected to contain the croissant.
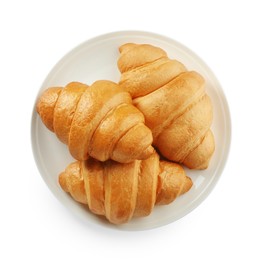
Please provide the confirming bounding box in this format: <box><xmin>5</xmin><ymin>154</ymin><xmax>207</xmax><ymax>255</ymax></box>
<box><xmin>59</xmin><ymin>151</ymin><xmax>192</xmax><ymax>224</ymax></box>
<box><xmin>37</xmin><ymin>80</ymin><xmax>154</xmax><ymax>163</ymax></box>
<box><xmin>118</xmin><ymin>43</ymin><xmax>215</xmax><ymax>169</ymax></box>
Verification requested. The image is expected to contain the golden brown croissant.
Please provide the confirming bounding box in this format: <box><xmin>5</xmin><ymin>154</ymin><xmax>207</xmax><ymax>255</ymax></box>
<box><xmin>118</xmin><ymin>43</ymin><xmax>215</xmax><ymax>169</ymax></box>
<box><xmin>59</xmin><ymin>151</ymin><xmax>193</xmax><ymax>224</ymax></box>
<box><xmin>37</xmin><ymin>80</ymin><xmax>154</xmax><ymax>163</ymax></box>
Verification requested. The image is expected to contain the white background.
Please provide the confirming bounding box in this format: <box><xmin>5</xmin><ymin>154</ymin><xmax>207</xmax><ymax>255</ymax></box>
<box><xmin>1</xmin><ymin>0</ymin><xmax>261</xmax><ymax>259</ymax></box>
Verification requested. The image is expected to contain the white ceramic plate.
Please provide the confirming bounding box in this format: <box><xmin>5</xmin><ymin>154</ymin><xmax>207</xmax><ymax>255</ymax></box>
<box><xmin>31</xmin><ymin>31</ymin><xmax>231</xmax><ymax>231</ymax></box>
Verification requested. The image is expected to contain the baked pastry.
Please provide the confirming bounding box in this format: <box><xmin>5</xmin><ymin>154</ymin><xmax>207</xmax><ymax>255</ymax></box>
<box><xmin>59</xmin><ymin>151</ymin><xmax>192</xmax><ymax>224</ymax></box>
<box><xmin>118</xmin><ymin>43</ymin><xmax>215</xmax><ymax>169</ymax></box>
<box><xmin>37</xmin><ymin>80</ymin><xmax>154</xmax><ymax>163</ymax></box>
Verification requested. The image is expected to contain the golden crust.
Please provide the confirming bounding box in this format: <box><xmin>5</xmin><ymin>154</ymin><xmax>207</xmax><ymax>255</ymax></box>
<box><xmin>118</xmin><ymin>43</ymin><xmax>167</xmax><ymax>73</ymax></box>
<box><xmin>37</xmin><ymin>80</ymin><xmax>154</xmax><ymax>163</ymax></box>
<box><xmin>104</xmin><ymin>160</ymin><xmax>140</xmax><ymax>224</ymax></box>
<box><xmin>53</xmin><ymin>82</ymin><xmax>87</xmax><ymax>144</ymax></box>
<box><xmin>36</xmin><ymin>87</ymin><xmax>62</xmax><ymax>131</ymax></box>
<box><xmin>133</xmin><ymin>152</ymin><xmax>159</xmax><ymax>217</ymax></box>
<box><xmin>156</xmin><ymin>161</ymin><xmax>192</xmax><ymax>205</ymax></box>
<box><xmin>118</xmin><ymin>43</ymin><xmax>215</xmax><ymax>169</ymax></box>
<box><xmin>59</xmin><ymin>152</ymin><xmax>192</xmax><ymax>224</ymax></box>
<box><xmin>81</xmin><ymin>159</ymin><xmax>105</xmax><ymax>215</ymax></box>
<box><xmin>59</xmin><ymin>161</ymin><xmax>87</xmax><ymax>204</ymax></box>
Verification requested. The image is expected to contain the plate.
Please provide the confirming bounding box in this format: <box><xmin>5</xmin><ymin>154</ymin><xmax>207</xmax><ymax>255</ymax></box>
<box><xmin>31</xmin><ymin>31</ymin><xmax>231</xmax><ymax>230</ymax></box>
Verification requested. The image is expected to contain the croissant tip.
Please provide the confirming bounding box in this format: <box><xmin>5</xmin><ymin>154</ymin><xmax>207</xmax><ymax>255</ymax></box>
<box><xmin>119</xmin><ymin>43</ymin><xmax>136</xmax><ymax>53</ymax></box>
<box><xmin>138</xmin><ymin>146</ymin><xmax>155</xmax><ymax>160</ymax></box>
<box><xmin>182</xmin><ymin>176</ymin><xmax>193</xmax><ymax>194</ymax></box>
<box><xmin>193</xmin><ymin>161</ymin><xmax>209</xmax><ymax>170</ymax></box>
<box><xmin>59</xmin><ymin>172</ymin><xmax>69</xmax><ymax>192</ymax></box>
<box><xmin>37</xmin><ymin>87</ymin><xmax>62</xmax><ymax>132</ymax></box>
<box><xmin>183</xmin><ymin>158</ymin><xmax>209</xmax><ymax>170</ymax></box>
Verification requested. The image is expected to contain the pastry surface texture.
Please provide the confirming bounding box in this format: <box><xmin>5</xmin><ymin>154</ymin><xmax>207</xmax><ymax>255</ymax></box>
<box><xmin>37</xmin><ymin>80</ymin><xmax>154</xmax><ymax>163</ymax></box>
<box><xmin>118</xmin><ymin>43</ymin><xmax>215</xmax><ymax>169</ymax></box>
<box><xmin>59</xmin><ymin>151</ymin><xmax>193</xmax><ymax>224</ymax></box>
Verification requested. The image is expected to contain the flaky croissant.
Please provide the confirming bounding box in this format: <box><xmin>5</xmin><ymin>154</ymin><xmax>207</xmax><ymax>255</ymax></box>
<box><xmin>118</xmin><ymin>43</ymin><xmax>215</xmax><ymax>169</ymax></box>
<box><xmin>37</xmin><ymin>80</ymin><xmax>154</xmax><ymax>163</ymax></box>
<box><xmin>59</xmin><ymin>151</ymin><xmax>193</xmax><ymax>224</ymax></box>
